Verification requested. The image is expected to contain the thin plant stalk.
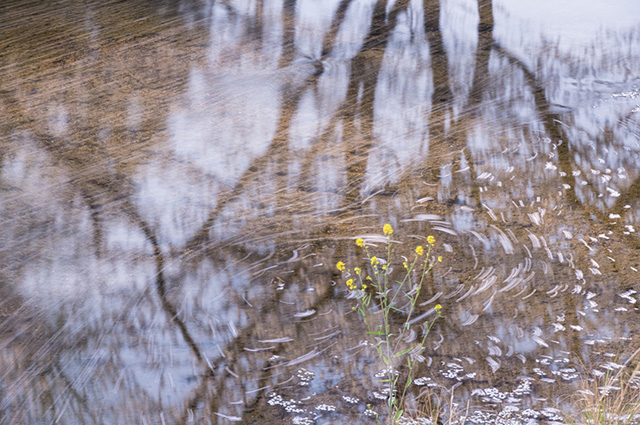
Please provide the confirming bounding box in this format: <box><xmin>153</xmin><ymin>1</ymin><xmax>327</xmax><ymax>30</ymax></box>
<box><xmin>564</xmin><ymin>346</ymin><xmax>640</xmax><ymax>425</ymax></box>
<box><xmin>338</xmin><ymin>226</ymin><xmax>442</xmax><ymax>424</ymax></box>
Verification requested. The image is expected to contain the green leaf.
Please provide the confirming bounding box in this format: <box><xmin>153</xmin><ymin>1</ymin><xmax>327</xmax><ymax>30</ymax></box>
<box><xmin>394</xmin><ymin>347</ymin><xmax>413</xmax><ymax>357</ymax></box>
<box><xmin>367</xmin><ymin>331</ymin><xmax>384</xmax><ymax>335</ymax></box>
<box><xmin>394</xmin><ymin>409</ymin><xmax>403</xmax><ymax>421</ymax></box>
<box><xmin>382</xmin><ymin>356</ymin><xmax>389</xmax><ymax>365</ymax></box>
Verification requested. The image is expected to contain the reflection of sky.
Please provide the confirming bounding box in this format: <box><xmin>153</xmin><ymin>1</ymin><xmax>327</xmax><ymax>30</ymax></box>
<box><xmin>497</xmin><ymin>0</ymin><xmax>640</xmax><ymax>46</ymax></box>
<box><xmin>170</xmin><ymin>67</ymin><xmax>280</xmax><ymax>185</ymax></box>
<box><xmin>441</xmin><ymin>0</ymin><xmax>477</xmax><ymax>115</ymax></box>
<box><xmin>295</xmin><ymin>0</ymin><xmax>342</xmax><ymax>59</ymax></box>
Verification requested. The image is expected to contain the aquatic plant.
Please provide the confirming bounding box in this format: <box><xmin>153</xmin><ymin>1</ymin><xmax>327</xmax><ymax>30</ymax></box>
<box><xmin>563</xmin><ymin>347</ymin><xmax>640</xmax><ymax>425</ymax></box>
<box><xmin>337</xmin><ymin>224</ymin><xmax>442</xmax><ymax>424</ymax></box>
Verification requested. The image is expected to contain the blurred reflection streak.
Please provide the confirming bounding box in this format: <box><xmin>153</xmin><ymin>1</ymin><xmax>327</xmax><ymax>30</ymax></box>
<box><xmin>423</xmin><ymin>0</ymin><xmax>495</xmax><ymax>206</ymax></box>
<box><xmin>294</xmin><ymin>0</ymin><xmax>343</xmax><ymax>59</ymax></box>
<box><xmin>369</xmin><ymin>1</ymin><xmax>432</xmax><ymax>190</ymax></box>
<box><xmin>338</xmin><ymin>0</ymin><xmax>413</xmax><ymax>203</ymax></box>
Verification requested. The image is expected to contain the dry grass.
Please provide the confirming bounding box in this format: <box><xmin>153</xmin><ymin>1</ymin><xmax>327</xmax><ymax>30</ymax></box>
<box><xmin>398</xmin><ymin>385</ymin><xmax>469</xmax><ymax>425</ymax></box>
<box><xmin>564</xmin><ymin>347</ymin><xmax>640</xmax><ymax>425</ymax></box>
<box><xmin>396</xmin><ymin>347</ymin><xmax>640</xmax><ymax>425</ymax></box>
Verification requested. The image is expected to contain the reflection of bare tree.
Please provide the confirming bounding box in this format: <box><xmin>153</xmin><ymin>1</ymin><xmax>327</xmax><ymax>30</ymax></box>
<box><xmin>468</xmin><ymin>0</ymin><xmax>494</xmax><ymax>108</ymax></box>
<box><xmin>423</xmin><ymin>0</ymin><xmax>493</xmax><ymax>204</ymax></box>
<box><xmin>2</xmin><ymin>0</ymin><xmax>640</xmax><ymax>423</ymax></box>
<box><xmin>341</xmin><ymin>0</ymin><xmax>409</xmax><ymax>204</ymax></box>
<box><xmin>424</xmin><ymin>0</ymin><xmax>452</xmax><ymax>105</ymax></box>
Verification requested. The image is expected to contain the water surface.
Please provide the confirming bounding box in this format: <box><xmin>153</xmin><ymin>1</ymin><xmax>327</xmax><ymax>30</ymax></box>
<box><xmin>1</xmin><ymin>0</ymin><xmax>639</xmax><ymax>423</ymax></box>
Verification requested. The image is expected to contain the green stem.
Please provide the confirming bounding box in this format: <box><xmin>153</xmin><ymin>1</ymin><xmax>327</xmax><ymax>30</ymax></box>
<box><xmin>388</xmin><ymin>254</ymin><xmax>420</xmax><ymax>309</ymax></box>
<box><xmin>402</xmin><ymin>245</ymin><xmax>434</xmax><ymax>329</ymax></box>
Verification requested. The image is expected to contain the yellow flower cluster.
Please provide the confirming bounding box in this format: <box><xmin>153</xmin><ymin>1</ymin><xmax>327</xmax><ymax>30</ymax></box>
<box><xmin>345</xmin><ymin>278</ymin><xmax>367</xmax><ymax>291</ymax></box>
<box><xmin>339</xmin><ymin>224</ymin><xmax>442</xmax><ymax>295</ymax></box>
<box><xmin>346</xmin><ymin>279</ymin><xmax>356</xmax><ymax>290</ymax></box>
<box><xmin>337</xmin><ymin>260</ymin><xmax>367</xmax><ymax>291</ymax></box>
<box><xmin>435</xmin><ymin>304</ymin><xmax>443</xmax><ymax>313</ymax></box>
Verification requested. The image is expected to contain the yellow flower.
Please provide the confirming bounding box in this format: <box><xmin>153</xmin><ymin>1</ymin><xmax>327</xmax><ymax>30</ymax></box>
<box><xmin>381</xmin><ymin>264</ymin><xmax>387</xmax><ymax>270</ymax></box>
<box><xmin>437</xmin><ymin>256</ymin><xmax>443</xmax><ymax>263</ymax></box>
<box><xmin>336</xmin><ymin>261</ymin><xmax>346</xmax><ymax>271</ymax></box>
<box><xmin>435</xmin><ymin>304</ymin><xmax>442</xmax><ymax>313</ymax></box>
<box><xmin>383</xmin><ymin>223</ymin><xmax>393</xmax><ymax>236</ymax></box>
<box><xmin>354</xmin><ymin>267</ymin><xmax>361</xmax><ymax>274</ymax></box>
<box><xmin>355</xmin><ymin>238</ymin><xmax>365</xmax><ymax>247</ymax></box>
<box><xmin>371</xmin><ymin>256</ymin><xmax>378</xmax><ymax>265</ymax></box>
<box><xmin>427</xmin><ymin>235</ymin><xmax>435</xmax><ymax>245</ymax></box>
<box><xmin>415</xmin><ymin>245</ymin><xmax>424</xmax><ymax>256</ymax></box>
<box><xmin>403</xmin><ymin>261</ymin><xmax>408</xmax><ymax>269</ymax></box>
<box><xmin>346</xmin><ymin>279</ymin><xmax>354</xmax><ymax>287</ymax></box>
<box><xmin>362</xmin><ymin>284</ymin><xmax>367</xmax><ymax>289</ymax></box>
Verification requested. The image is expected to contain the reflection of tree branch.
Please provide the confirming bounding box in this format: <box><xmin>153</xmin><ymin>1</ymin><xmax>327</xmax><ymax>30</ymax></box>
<box><xmin>183</xmin><ymin>71</ymin><xmax>320</xmax><ymax>250</ymax></box>
<box><xmin>1</xmin><ymin>89</ymin><xmax>213</xmax><ymax>414</ymax></box>
<box><xmin>423</xmin><ymin>0</ymin><xmax>455</xmax><ymax>188</ymax></box>
<box><xmin>612</xmin><ymin>174</ymin><xmax>640</xmax><ymax>216</ymax></box>
<box><xmin>424</xmin><ymin>0</ymin><xmax>494</xmax><ymax>205</ymax></box>
<box><xmin>176</xmin><ymin>265</ymin><xmax>338</xmax><ymax>424</ymax></box>
<box><xmin>49</xmin><ymin>361</ymin><xmax>101</xmax><ymax>424</ymax></box>
<box><xmin>185</xmin><ymin>0</ymin><xmax>410</xmax><ymax>244</ymax></box>
<box><xmin>467</xmin><ymin>0</ymin><xmax>494</xmax><ymax>109</ymax></box>
<box><xmin>494</xmin><ymin>42</ymin><xmax>640</xmax><ymax>256</ymax></box>
<box><xmin>321</xmin><ymin>0</ymin><xmax>352</xmax><ymax>57</ymax></box>
<box><xmin>277</xmin><ymin>0</ymin><xmax>301</xmax><ymax>68</ymax></box>
<box><xmin>493</xmin><ymin>40</ymin><xmax>640</xmax><ymax>360</ymax></box>
<box><xmin>493</xmin><ymin>43</ymin><xmax>592</xmax><ymax>205</ymax></box>
<box><xmin>424</xmin><ymin>0</ymin><xmax>453</xmax><ymax>104</ymax></box>
<box><xmin>120</xmin><ymin>199</ymin><xmax>204</xmax><ymax>364</ymax></box>
<box><xmin>339</xmin><ymin>0</ymin><xmax>410</xmax><ymax>204</ymax></box>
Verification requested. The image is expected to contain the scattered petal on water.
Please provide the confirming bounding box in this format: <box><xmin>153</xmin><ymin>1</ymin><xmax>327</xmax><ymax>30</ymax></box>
<box><xmin>213</xmin><ymin>412</ymin><xmax>242</xmax><ymax>421</ymax></box>
<box><xmin>314</xmin><ymin>404</ymin><xmax>336</xmax><ymax>412</ymax></box>
<box><xmin>341</xmin><ymin>395</ymin><xmax>359</xmax><ymax>404</ymax></box>
<box><xmin>259</xmin><ymin>337</ymin><xmax>295</xmax><ymax>343</ymax></box>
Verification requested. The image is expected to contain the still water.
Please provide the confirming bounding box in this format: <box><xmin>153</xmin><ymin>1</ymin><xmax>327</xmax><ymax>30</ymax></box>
<box><xmin>1</xmin><ymin>0</ymin><xmax>639</xmax><ymax>423</ymax></box>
